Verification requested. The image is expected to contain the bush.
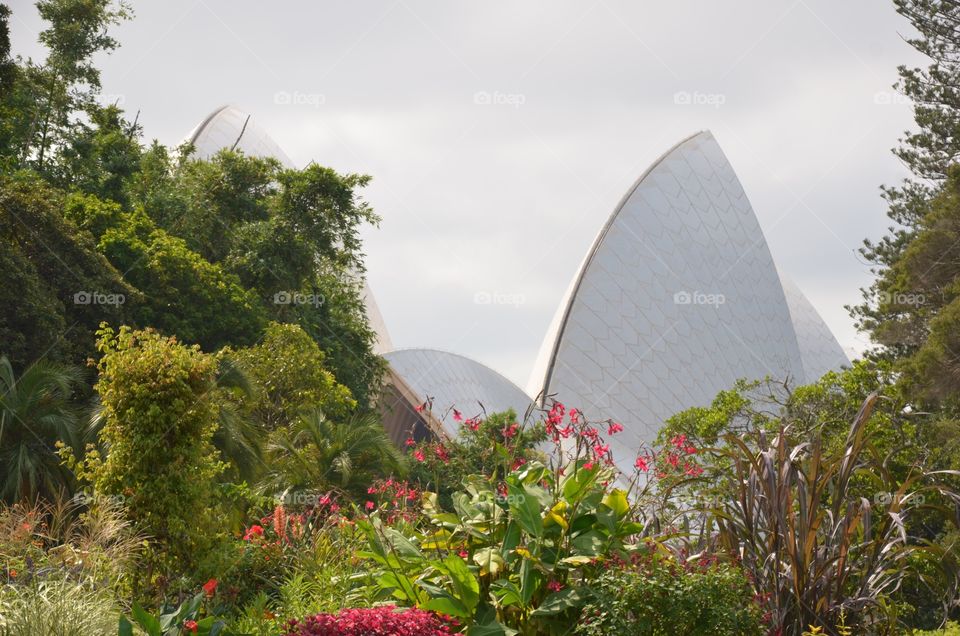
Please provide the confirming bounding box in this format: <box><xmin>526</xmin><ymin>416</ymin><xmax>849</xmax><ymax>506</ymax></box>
<box><xmin>575</xmin><ymin>557</ymin><xmax>764</xmax><ymax>636</ymax></box>
<box><xmin>281</xmin><ymin>606</ymin><xmax>459</xmax><ymax>636</ymax></box>
<box><xmin>77</xmin><ymin>326</ymin><xmax>224</xmax><ymax>584</ymax></box>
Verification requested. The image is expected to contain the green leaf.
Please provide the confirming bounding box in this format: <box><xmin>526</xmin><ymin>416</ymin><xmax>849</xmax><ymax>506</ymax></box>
<box><xmin>423</xmin><ymin>595</ymin><xmax>469</xmax><ymax>618</ymax></box>
<box><xmin>131</xmin><ymin>603</ymin><xmax>161</xmax><ymax>636</ymax></box>
<box><xmin>118</xmin><ymin>616</ymin><xmax>134</xmax><ymax>636</ymax></box>
<box><xmin>508</xmin><ymin>482</ymin><xmax>543</xmax><ymax>538</ymax></box>
<box><xmin>444</xmin><ymin>553</ymin><xmax>480</xmax><ymax>612</ymax></box>
<box><xmin>473</xmin><ymin>547</ymin><xmax>505</xmax><ymax>576</ymax></box>
<box><xmin>531</xmin><ymin>586</ymin><xmax>592</xmax><ymax>616</ymax></box>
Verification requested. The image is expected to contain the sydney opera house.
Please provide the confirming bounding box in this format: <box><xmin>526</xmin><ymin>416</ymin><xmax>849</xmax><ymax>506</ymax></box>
<box><xmin>186</xmin><ymin>106</ymin><xmax>849</xmax><ymax>476</ymax></box>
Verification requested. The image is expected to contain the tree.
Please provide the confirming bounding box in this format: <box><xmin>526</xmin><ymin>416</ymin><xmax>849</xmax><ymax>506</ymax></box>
<box><xmin>262</xmin><ymin>410</ymin><xmax>406</xmax><ymax>501</ymax></box>
<box><xmin>0</xmin><ymin>0</ymin><xmax>131</xmax><ymax>174</ymax></box>
<box><xmin>79</xmin><ymin>326</ymin><xmax>224</xmax><ymax>580</ymax></box>
<box><xmin>0</xmin><ymin>173</ymin><xmax>136</xmax><ymax>369</ymax></box>
<box><xmin>0</xmin><ymin>355</ymin><xmax>83</xmax><ymax>503</ymax></box>
<box><xmin>853</xmin><ymin>0</ymin><xmax>960</xmax><ymax>363</ymax></box>
<box><xmin>226</xmin><ymin>321</ymin><xmax>355</xmax><ymax>431</ymax></box>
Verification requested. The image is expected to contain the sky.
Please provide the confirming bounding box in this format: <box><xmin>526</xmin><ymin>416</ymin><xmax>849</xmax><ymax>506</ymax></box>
<box><xmin>8</xmin><ymin>0</ymin><xmax>925</xmax><ymax>390</ymax></box>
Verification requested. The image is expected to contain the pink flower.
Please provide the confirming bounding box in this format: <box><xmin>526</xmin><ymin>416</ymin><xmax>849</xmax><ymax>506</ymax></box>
<box><xmin>635</xmin><ymin>455</ymin><xmax>650</xmax><ymax>472</ymax></box>
<box><xmin>608</xmin><ymin>422</ymin><xmax>624</xmax><ymax>435</ymax></box>
<box><xmin>405</xmin><ymin>437</ymin><xmax>415</xmax><ymax>447</ymax></box>
<box><xmin>503</xmin><ymin>423</ymin><xmax>519</xmax><ymax>438</ymax></box>
<box><xmin>593</xmin><ymin>443</ymin><xmax>609</xmax><ymax>456</ymax></box>
<box><xmin>467</xmin><ymin>418</ymin><xmax>480</xmax><ymax>431</ymax></box>
<box><xmin>670</xmin><ymin>434</ymin><xmax>687</xmax><ymax>449</ymax></box>
<box><xmin>453</xmin><ymin>409</ymin><xmax>462</xmax><ymax>422</ymax></box>
<box><xmin>413</xmin><ymin>449</ymin><xmax>426</xmax><ymax>462</ymax></box>
<box><xmin>547</xmin><ymin>580</ymin><xmax>564</xmax><ymax>592</ymax></box>
<box><xmin>458</xmin><ymin>549</ymin><xmax>468</xmax><ymax>558</ymax></box>
<box><xmin>415</xmin><ymin>403</ymin><xmax>426</xmax><ymax>413</ymax></box>
<box><xmin>365</xmin><ymin>501</ymin><xmax>375</xmax><ymax>511</ymax></box>
<box><xmin>583</xmin><ymin>461</ymin><xmax>595</xmax><ymax>471</ymax></box>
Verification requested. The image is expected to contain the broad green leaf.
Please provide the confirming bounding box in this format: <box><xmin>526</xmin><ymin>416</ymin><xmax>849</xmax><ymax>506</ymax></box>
<box><xmin>131</xmin><ymin>604</ymin><xmax>161</xmax><ymax>636</ymax></box>
<box><xmin>508</xmin><ymin>483</ymin><xmax>543</xmax><ymax>537</ymax></box>
<box><xmin>601</xmin><ymin>489</ymin><xmax>629</xmax><ymax>518</ymax></box>
<box><xmin>423</xmin><ymin>595</ymin><xmax>469</xmax><ymax>618</ymax></box>
<box><xmin>531</xmin><ymin>586</ymin><xmax>592</xmax><ymax>616</ymax></box>
<box><xmin>118</xmin><ymin>617</ymin><xmax>134</xmax><ymax>636</ymax></box>
<box><xmin>444</xmin><ymin>553</ymin><xmax>480</xmax><ymax>612</ymax></box>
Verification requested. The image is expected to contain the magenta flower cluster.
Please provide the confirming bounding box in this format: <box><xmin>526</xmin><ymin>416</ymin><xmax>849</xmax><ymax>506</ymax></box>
<box><xmin>282</xmin><ymin>606</ymin><xmax>459</xmax><ymax>636</ymax></box>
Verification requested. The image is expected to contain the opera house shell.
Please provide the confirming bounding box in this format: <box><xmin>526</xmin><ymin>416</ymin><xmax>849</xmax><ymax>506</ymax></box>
<box><xmin>183</xmin><ymin>108</ymin><xmax>847</xmax><ymax>473</ymax></box>
<box><xmin>527</xmin><ymin>130</ymin><xmax>848</xmax><ymax>474</ymax></box>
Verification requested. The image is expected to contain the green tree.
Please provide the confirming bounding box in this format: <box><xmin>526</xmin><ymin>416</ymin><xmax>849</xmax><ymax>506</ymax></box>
<box><xmin>0</xmin><ymin>0</ymin><xmax>131</xmax><ymax>174</ymax></box>
<box><xmin>95</xmin><ymin>207</ymin><xmax>267</xmax><ymax>351</ymax></box>
<box><xmin>0</xmin><ymin>355</ymin><xmax>83</xmax><ymax>503</ymax></box>
<box><xmin>0</xmin><ymin>173</ymin><xmax>135</xmax><ymax>369</ymax></box>
<box><xmin>227</xmin><ymin>321</ymin><xmax>355</xmax><ymax>431</ymax></box>
<box><xmin>81</xmin><ymin>326</ymin><xmax>224</xmax><ymax>580</ymax></box>
<box><xmin>262</xmin><ymin>410</ymin><xmax>406</xmax><ymax>501</ymax></box>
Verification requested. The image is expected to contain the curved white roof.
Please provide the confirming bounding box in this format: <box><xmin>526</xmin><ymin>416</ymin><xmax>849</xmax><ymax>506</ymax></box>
<box><xmin>529</xmin><ymin>130</ymin><xmax>845</xmax><ymax>475</ymax></box>
<box><xmin>186</xmin><ymin>105</ymin><xmax>295</xmax><ymax>167</ymax></box>
<box><xmin>778</xmin><ymin>272</ymin><xmax>850</xmax><ymax>382</ymax></box>
<box><xmin>183</xmin><ymin>106</ymin><xmax>393</xmax><ymax>354</ymax></box>
<box><xmin>384</xmin><ymin>348</ymin><xmax>534</xmax><ymax>437</ymax></box>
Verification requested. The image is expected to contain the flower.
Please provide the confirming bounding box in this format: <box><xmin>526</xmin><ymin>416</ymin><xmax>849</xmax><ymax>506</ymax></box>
<box><xmin>415</xmin><ymin>403</ymin><xmax>425</xmax><ymax>413</ymax></box>
<box><xmin>502</xmin><ymin>423</ymin><xmax>519</xmax><ymax>438</ymax></box>
<box><xmin>608</xmin><ymin>421</ymin><xmax>624</xmax><ymax>435</ymax></box>
<box><xmin>635</xmin><ymin>455</ymin><xmax>650</xmax><ymax>472</ymax></box>
<box><xmin>547</xmin><ymin>580</ymin><xmax>564</xmax><ymax>592</ymax></box>
<box><xmin>405</xmin><ymin>437</ymin><xmax>415</xmax><ymax>447</ymax></box>
<box><xmin>413</xmin><ymin>449</ymin><xmax>425</xmax><ymax>462</ymax></box>
<box><xmin>458</xmin><ymin>549</ymin><xmax>468</xmax><ymax>558</ymax></box>
<box><xmin>592</xmin><ymin>443</ymin><xmax>610</xmax><ymax>456</ymax></box>
<box><xmin>184</xmin><ymin>619</ymin><xmax>198</xmax><ymax>633</ymax></box>
<box><xmin>202</xmin><ymin>578</ymin><xmax>218</xmax><ymax>597</ymax></box>
<box><xmin>452</xmin><ymin>409</ymin><xmax>462</xmax><ymax>422</ymax></box>
<box><xmin>365</xmin><ymin>501</ymin><xmax>375</xmax><ymax>511</ymax></box>
<box><xmin>466</xmin><ymin>418</ymin><xmax>480</xmax><ymax>431</ymax></box>
<box><xmin>583</xmin><ymin>461</ymin><xmax>595</xmax><ymax>470</ymax></box>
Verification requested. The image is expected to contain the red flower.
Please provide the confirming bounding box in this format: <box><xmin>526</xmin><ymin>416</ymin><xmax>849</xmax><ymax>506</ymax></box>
<box><xmin>583</xmin><ymin>461</ymin><xmax>595</xmax><ymax>470</ymax></box>
<box><xmin>405</xmin><ymin>437</ymin><xmax>415</xmax><ymax>447</ymax></box>
<box><xmin>365</xmin><ymin>501</ymin><xmax>375</xmax><ymax>511</ymax></box>
<box><xmin>503</xmin><ymin>423</ymin><xmax>518</xmax><ymax>439</ymax></box>
<box><xmin>413</xmin><ymin>449</ymin><xmax>425</xmax><ymax>462</ymax></box>
<box><xmin>547</xmin><ymin>580</ymin><xmax>564</xmax><ymax>592</ymax></box>
<box><xmin>184</xmin><ymin>619</ymin><xmax>198</xmax><ymax>633</ymax></box>
<box><xmin>635</xmin><ymin>455</ymin><xmax>650</xmax><ymax>472</ymax></box>
<box><xmin>243</xmin><ymin>524</ymin><xmax>264</xmax><ymax>541</ymax></box>
<box><xmin>608</xmin><ymin>422</ymin><xmax>624</xmax><ymax>435</ymax></box>
<box><xmin>452</xmin><ymin>409</ymin><xmax>462</xmax><ymax>422</ymax></box>
<box><xmin>415</xmin><ymin>403</ymin><xmax>425</xmax><ymax>413</ymax></box>
<box><xmin>202</xmin><ymin>578</ymin><xmax>218</xmax><ymax>597</ymax></box>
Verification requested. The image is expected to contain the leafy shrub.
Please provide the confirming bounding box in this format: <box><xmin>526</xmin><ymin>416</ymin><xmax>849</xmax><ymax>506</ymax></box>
<box><xmin>574</xmin><ymin>556</ymin><xmax>764</xmax><ymax>635</ymax></box>
<box><xmin>74</xmin><ymin>326</ymin><xmax>225</xmax><ymax>584</ymax></box>
<box><xmin>281</xmin><ymin>606</ymin><xmax>459</xmax><ymax>636</ymax></box>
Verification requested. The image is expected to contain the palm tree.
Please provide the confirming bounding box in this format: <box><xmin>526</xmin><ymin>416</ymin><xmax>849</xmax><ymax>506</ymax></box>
<box><xmin>262</xmin><ymin>409</ymin><xmax>407</xmax><ymax>501</ymax></box>
<box><xmin>0</xmin><ymin>355</ymin><xmax>84</xmax><ymax>503</ymax></box>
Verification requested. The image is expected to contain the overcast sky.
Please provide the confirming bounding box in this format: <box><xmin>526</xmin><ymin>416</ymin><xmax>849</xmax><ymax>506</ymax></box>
<box><xmin>9</xmin><ymin>0</ymin><xmax>924</xmax><ymax>389</ymax></box>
